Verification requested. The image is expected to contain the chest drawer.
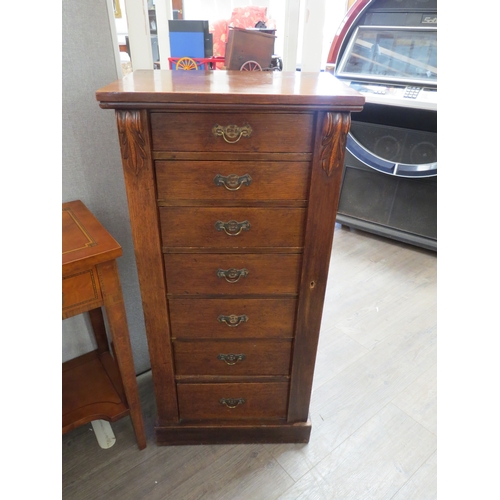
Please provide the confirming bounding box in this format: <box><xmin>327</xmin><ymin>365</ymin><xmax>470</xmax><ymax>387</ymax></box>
<box><xmin>173</xmin><ymin>339</ymin><xmax>292</xmax><ymax>376</ymax></box>
<box><xmin>62</xmin><ymin>268</ymin><xmax>102</xmax><ymax>314</ymax></box>
<box><xmin>160</xmin><ymin>207</ymin><xmax>306</xmax><ymax>249</ymax></box>
<box><xmin>164</xmin><ymin>254</ymin><xmax>301</xmax><ymax>295</ymax></box>
<box><xmin>169</xmin><ymin>298</ymin><xmax>297</xmax><ymax>339</ymax></box>
<box><xmin>150</xmin><ymin>112</ymin><xmax>314</xmax><ymax>153</ymax></box>
<box><xmin>177</xmin><ymin>382</ymin><xmax>289</xmax><ymax>421</ymax></box>
<box><xmin>156</xmin><ymin>161</ymin><xmax>310</xmax><ymax>202</ymax></box>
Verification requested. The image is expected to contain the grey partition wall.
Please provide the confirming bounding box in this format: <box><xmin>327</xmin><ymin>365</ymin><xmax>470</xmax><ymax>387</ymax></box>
<box><xmin>62</xmin><ymin>0</ymin><xmax>150</xmax><ymax>374</ymax></box>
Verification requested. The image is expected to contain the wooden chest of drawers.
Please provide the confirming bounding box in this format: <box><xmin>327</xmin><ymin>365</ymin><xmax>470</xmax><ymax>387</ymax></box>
<box><xmin>96</xmin><ymin>70</ymin><xmax>364</xmax><ymax>445</ymax></box>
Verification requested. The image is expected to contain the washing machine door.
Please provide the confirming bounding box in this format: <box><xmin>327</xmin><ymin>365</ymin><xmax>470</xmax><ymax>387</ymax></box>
<box><xmin>346</xmin><ymin>119</ymin><xmax>437</xmax><ymax>178</ymax></box>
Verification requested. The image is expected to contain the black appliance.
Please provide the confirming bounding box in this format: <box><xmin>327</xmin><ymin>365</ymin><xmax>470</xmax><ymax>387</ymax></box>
<box><xmin>329</xmin><ymin>0</ymin><xmax>437</xmax><ymax>251</ymax></box>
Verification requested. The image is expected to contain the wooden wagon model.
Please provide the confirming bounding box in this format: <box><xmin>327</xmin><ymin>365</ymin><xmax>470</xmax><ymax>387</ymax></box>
<box><xmin>225</xmin><ymin>27</ymin><xmax>282</xmax><ymax>71</ymax></box>
<box><xmin>168</xmin><ymin>26</ymin><xmax>282</xmax><ymax>72</ymax></box>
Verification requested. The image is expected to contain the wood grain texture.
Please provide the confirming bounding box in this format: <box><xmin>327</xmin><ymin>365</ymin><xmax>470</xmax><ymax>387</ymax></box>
<box><xmin>62</xmin><ymin>351</ymin><xmax>129</xmax><ymax>432</ymax></box>
<box><xmin>156</xmin><ymin>444</ymin><xmax>295</xmax><ymax>499</ymax></box>
<box><xmin>332</xmin><ymin>243</ymin><xmax>437</xmax><ymax>349</ymax></box>
<box><xmin>265</xmin><ymin>226</ymin><xmax>437</xmax><ymax>481</ymax></box>
<box><xmin>62</xmin><ymin>374</ymin><xmax>157</xmax><ymax>499</ymax></box>
<box><xmin>173</xmin><ymin>339</ymin><xmax>292</xmax><ymax>376</ymax></box>
<box><xmin>320</xmin><ymin>111</ymin><xmax>351</xmax><ymax>177</ymax></box>
<box><xmin>311</xmin><ymin>325</ymin><xmax>368</xmax><ymax>392</ymax></box>
<box><xmin>177</xmin><ymin>382</ymin><xmax>289</xmax><ymax>421</ymax></box>
<box><xmin>63</xmin><ymin>226</ymin><xmax>437</xmax><ymax>499</ymax></box>
<box><xmin>98</xmin><ymin>71</ymin><xmax>364</xmax><ymax>444</ymax></box>
<box><xmin>63</xmin><ymin>373</ymin><xmax>240</xmax><ymax>499</ymax></box>
<box><xmin>276</xmin><ymin>404</ymin><xmax>436</xmax><ymax>499</ymax></box>
<box><xmin>169</xmin><ymin>298</ymin><xmax>297</xmax><ymax>339</ymax></box>
<box><xmin>88</xmin><ymin>307</ymin><xmax>109</xmax><ymax>354</ymax></box>
<box><xmin>150</xmin><ymin>111</ymin><xmax>314</xmax><ymax>153</ymax></box>
<box><xmin>392</xmin><ymin>450</ymin><xmax>437</xmax><ymax>500</ymax></box>
<box><xmin>62</xmin><ymin>200</ymin><xmax>146</xmax><ymax>450</ymax></box>
<box><xmin>153</xmin><ymin>151</ymin><xmax>312</xmax><ymax>162</ymax></box>
<box><xmin>159</xmin><ymin>207</ymin><xmax>306</xmax><ymax>248</ymax></box>
<box><xmin>62</xmin><ymin>200</ymin><xmax>122</xmax><ymax>275</ymax></box>
<box><xmin>287</xmin><ymin>112</ymin><xmax>350</xmax><ymax>423</ymax></box>
<box><xmin>96</xmin><ymin>70</ymin><xmax>365</xmax><ymax>109</ymax></box>
<box><xmin>62</xmin><ymin>268</ymin><xmax>102</xmax><ymax>319</ymax></box>
<box><xmin>96</xmin><ymin>260</ymin><xmax>147</xmax><ymax>449</ymax></box>
<box><xmin>267</xmin><ymin>285</ymin><xmax>436</xmax><ymax>480</ymax></box>
<box><xmin>115</xmin><ymin>109</ymin><xmax>179</xmax><ymax>425</ymax></box>
<box><xmin>225</xmin><ymin>28</ymin><xmax>276</xmax><ymax>70</ymax></box>
<box><xmin>155</xmin><ymin>161</ymin><xmax>310</xmax><ymax>202</ymax></box>
<box><xmin>392</xmin><ymin>363</ymin><xmax>437</xmax><ymax>436</ymax></box>
<box><xmin>164</xmin><ymin>253</ymin><xmax>302</xmax><ymax>296</ymax></box>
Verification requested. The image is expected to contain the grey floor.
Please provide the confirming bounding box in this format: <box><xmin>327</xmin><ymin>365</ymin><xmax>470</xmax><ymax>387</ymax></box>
<box><xmin>62</xmin><ymin>224</ymin><xmax>437</xmax><ymax>499</ymax></box>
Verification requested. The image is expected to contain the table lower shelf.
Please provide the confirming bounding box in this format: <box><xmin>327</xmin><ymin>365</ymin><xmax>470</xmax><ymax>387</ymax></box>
<box><xmin>62</xmin><ymin>349</ymin><xmax>129</xmax><ymax>434</ymax></box>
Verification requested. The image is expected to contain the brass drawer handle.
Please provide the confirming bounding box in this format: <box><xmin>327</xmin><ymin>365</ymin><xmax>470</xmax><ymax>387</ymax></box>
<box><xmin>218</xmin><ymin>314</ymin><xmax>248</xmax><ymax>327</ymax></box>
<box><xmin>217</xmin><ymin>353</ymin><xmax>246</xmax><ymax>365</ymax></box>
<box><xmin>216</xmin><ymin>268</ymin><xmax>248</xmax><ymax>283</ymax></box>
<box><xmin>212</xmin><ymin>123</ymin><xmax>253</xmax><ymax>144</ymax></box>
<box><xmin>220</xmin><ymin>397</ymin><xmax>245</xmax><ymax>409</ymax></box>
<box><xmin>215</xmin><ymin>219</ymin><xmax>250</xmax><ymax>236</ymax></box>
<box><xmin>214</xmin><ymin>173</ymin><xmax>252</xmax><ymax>191</ymax></box>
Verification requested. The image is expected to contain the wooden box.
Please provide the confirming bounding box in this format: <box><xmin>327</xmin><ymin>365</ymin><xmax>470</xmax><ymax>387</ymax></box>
<box><xmin>225</xmin><ymin>27</ymin><xmax>276</xmax><ymax>70</ymax></box>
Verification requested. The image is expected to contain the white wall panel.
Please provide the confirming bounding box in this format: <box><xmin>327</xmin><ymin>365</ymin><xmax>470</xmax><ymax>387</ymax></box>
<box><xmin>300</xmin><ymin>0</ymin><xmax>326</xmax><ymax>72</ymax></box>
<box><xmin>106</xmin><ymin>0</ymin><xmax>124</xmax><ymax>76</ymax></box>
<box><xmin>282</xmin><ymin>0</ymin><xmax>301</xmax><ymax>71</ymax></box>
<box><xmin>155</xmin><ymin>0</ymin><xmax>173</xmax><ymax>67</ymax></box>
<box><xmin>62</xmin><ymin>0</ymin><xmax>150</xmax><ymax>374</ymax></box>
<box><xmin>124</xmin><ymin>0</ymin><xmax>154</xmax><ymax>69</ymax></box>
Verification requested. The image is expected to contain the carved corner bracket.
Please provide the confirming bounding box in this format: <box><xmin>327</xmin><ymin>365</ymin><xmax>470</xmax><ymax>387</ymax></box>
<box><xmin>116</xmin><ymin>110</ymin><xmax>149</xmax><ymax>176</ymax></box>
<box><xmin>320</xmin><ymin>112</ymin><xmax>351</xmax><ymax>177</ymax></box>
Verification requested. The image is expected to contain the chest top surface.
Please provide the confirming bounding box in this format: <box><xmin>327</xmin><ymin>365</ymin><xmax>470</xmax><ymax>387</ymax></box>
<box><xmin>95</xmin><ymin>70</ymin><xmax>365</xmax><ymax>109</ymax></box>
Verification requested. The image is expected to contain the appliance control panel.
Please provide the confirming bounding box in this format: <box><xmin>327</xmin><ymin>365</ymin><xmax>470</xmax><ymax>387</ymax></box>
<box><xmin>347</xmin><ymin>81</ymin><xmax>437</xmax><ymax>111</ymax></box>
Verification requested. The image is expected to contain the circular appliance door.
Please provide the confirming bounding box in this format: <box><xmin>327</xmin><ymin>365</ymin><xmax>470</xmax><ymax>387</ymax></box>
<box><xmin>347</xmin><ymin>120</ymin><xmax>437</xmax><ymax>177</ymax></box>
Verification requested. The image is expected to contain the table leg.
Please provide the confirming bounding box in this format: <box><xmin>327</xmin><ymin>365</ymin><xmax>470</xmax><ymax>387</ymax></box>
<box><xmin>96</xmin><ymin>259</ymin><xmax>147</xmax><ymax>450</ymax></box>
<box><xmin>88</xmin><ymin>308</ymin><xmax>110</xmax><ymax>355</ymax></box>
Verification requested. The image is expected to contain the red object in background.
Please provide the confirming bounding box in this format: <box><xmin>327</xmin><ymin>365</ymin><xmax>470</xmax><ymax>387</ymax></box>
<box><xmin>326</xmin><ymin>0</ymin><xmax>372</xmax><ymax>66</ymax></box>
<box><xmin>229</xmin><ymin>6</ymin><xmax>270</xmax><ymax>29</ymax></box>
<box><xmin>211</xmin><ymin>19</ymin><xmax>229</xmax><ymax>66</ymax></box>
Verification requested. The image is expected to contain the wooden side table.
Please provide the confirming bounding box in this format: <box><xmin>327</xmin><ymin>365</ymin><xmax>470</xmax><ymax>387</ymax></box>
<box><xmin>62</xmin><ymin>200</ymin><xmax>146</xmax><ymax>450</ymax></box>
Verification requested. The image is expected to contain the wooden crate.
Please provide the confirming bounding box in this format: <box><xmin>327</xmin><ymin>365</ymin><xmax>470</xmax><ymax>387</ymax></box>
<box><xmin>225</xmin><ymin>27</ymin><xmax>276</xmax><ymax>70</ymax></box>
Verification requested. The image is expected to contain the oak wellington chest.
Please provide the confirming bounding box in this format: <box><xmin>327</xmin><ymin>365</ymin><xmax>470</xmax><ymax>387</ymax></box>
<box><xmin>96</xmin><ymin>70</ymin><xmax>364</xmax><ymax>445</ymax></box>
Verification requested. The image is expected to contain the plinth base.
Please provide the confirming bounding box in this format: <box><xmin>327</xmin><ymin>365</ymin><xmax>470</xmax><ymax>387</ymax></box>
<box><xmin>154</xmin><ymin>419</ymin><xmax>312</xmax><ymax>445</ymax></box>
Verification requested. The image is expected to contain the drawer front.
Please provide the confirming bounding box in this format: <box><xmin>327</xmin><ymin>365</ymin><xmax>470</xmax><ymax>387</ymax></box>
<box><xmin>156</xmin><ymin>161</ymin><xmax>311</xmax><ymax>201</ymax></box>
<box><xmin>169</xmin><ymin>298</ymin><xmax>297</xmax><ymax>339</ymax></box>
<box><xmin>173</xmin><ymin>340</ymin><xmax>292</xmax><ymax>376</ymax></box>
<box><xmin>177</xmin><ymin>382</ymin><xmax>289</xmax><ymax>421</ymax></box>
<box><xmin>62</xmin><ymin>269</ymin><xmax>102</xmax><ymax>314</ymax></box>
<box><xmin>164</xmin><ymin>254</ymin><xmax>301</xmax><ymax>295</ymax></box>
<box><xmin>160</xmin><ymin>207</ymin><xmax>306</xmax><ymax>249</ymax></box>
<box><xmin>150</xmin><ymin>112</ymin><xmax>314</xmax><ymax>153</ymax></box>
